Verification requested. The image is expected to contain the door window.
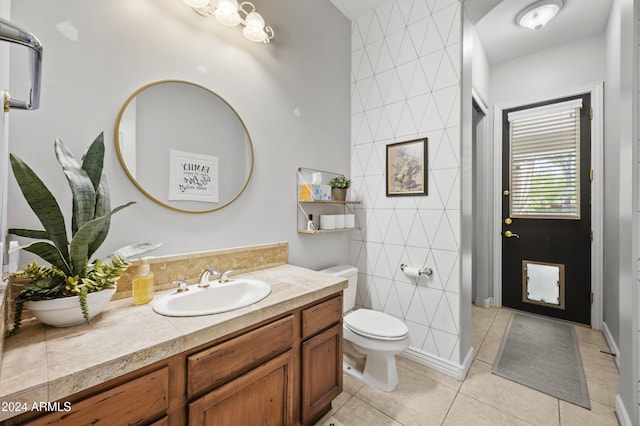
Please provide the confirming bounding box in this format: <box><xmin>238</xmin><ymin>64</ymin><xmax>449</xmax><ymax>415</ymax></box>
<box><xmin>508</xmin><ymin>98</ymin><xmax>583</xmax><ymax>219</ymax></box>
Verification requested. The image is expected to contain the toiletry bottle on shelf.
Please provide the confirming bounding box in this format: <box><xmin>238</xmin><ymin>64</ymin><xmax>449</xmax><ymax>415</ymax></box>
<box><xmin>307</xmin><ymin>214</ymin><xmax>316</xmax><ymax>232</ymax></box>
<box><xmin>132</xmin><ymin>257</ymin><xmax>154</xmax><ymax>305</ymax></box>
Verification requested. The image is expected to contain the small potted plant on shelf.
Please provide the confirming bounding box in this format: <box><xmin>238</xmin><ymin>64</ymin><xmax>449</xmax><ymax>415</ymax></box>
<box><xmin>6</xmin><ymin>132</ymin><xmax>160</xmax><ymax>336</ymax></box>
<box><xmin>329</xmin><ymin>175</ymin><xmax>351</xmax><ymax>202</ymax></box>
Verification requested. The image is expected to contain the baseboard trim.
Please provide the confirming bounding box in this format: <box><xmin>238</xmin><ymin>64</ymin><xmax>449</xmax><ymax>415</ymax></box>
<box><xmin>601</xmin><ymin>321</ymin><xmax>620</xmax><ymax>370</ymax></box>
<box><xmin>615</xmin><ymin>394</ymin><xmax>632</xmax><ymax>426</ymax></box>
<box><xmin>400</xmin><ymin>346</ymin><xmax>474</xmax><ymax>381</ymax></box>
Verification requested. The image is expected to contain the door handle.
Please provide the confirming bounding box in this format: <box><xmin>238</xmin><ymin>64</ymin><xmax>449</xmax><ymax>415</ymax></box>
<box><xmin>504</xmin><ymin>230</ymin><xmax>520</xmax><ymax>238</ymax></box>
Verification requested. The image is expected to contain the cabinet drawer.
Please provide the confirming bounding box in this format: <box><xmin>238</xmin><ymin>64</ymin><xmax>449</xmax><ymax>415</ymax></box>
<box><xmin>27</xmin><ymin>367</ymin><xmax>169</xmax><ymax>425</ymax></box>
<box><xmin>187</xmin><ymin>315</ymin><xmax>294</xmax><ymax>397</ymax></box>
<box><xmin>302</xmin><ymin>295</ymin><xmax>342</xmax><ymax>339</ymax></box>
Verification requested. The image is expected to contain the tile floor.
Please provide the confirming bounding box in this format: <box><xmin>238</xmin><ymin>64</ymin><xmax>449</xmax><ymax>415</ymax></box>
<box><xmin>316</xmin><ymin>305</ymin><xmax>620</xmax><ymax>426</ymax></box>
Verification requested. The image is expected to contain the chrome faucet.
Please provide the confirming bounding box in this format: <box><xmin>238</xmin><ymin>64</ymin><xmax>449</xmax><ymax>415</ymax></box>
<box><xmin>219</xmin><ymin>269</ymin><xmax>234</xmax><ymax>283</ymax></box>
<box><xmin>198</xmin><ymin>268</ymin><xmax>220</xmax><ymax>288</ymax></box>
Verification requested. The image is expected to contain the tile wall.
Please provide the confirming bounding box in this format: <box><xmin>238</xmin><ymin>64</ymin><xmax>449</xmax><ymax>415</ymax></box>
<box><xmin>349</xmin><ymin>0</ymin><xmax>462</xmax><ymax>364</ymax></box>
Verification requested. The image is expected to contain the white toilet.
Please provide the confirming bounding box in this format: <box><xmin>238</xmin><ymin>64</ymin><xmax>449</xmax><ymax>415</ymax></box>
<box><xmin>320</xmin><ymin>265</ymin><xmax>410</xmax><ymax>392</ymax></box>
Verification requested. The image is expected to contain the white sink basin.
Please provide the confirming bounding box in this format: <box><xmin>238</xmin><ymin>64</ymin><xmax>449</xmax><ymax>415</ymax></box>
<box><xmin>152</xmin><ymin>279</ymin><xmax>271</xmax><ymax>317</ymax></box>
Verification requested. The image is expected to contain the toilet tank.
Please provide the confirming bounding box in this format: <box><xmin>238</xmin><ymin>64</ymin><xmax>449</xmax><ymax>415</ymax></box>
<box><xmin>319</xmin><ymin>265</ymin><xmax>358</xmax><ymax>313</ymax></box>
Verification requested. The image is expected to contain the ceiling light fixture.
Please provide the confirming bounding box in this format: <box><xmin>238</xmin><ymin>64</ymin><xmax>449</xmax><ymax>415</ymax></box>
<box><xmin>182</xmin><ymin>0</ymin><xmax>274</xmax><ymax>43</ymax></box>
<box><xmin>516</xmin><ymin>0</ymin><xmax>563</xmax><ymax>30</ymax></box>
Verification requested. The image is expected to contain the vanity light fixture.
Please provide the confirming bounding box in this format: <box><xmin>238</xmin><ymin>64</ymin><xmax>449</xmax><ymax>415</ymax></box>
<box><xmin>516</xmin><ymin>0</ymin><xmax>563</xmax><ymax>30</ymax></box>
<box><xmin>182</xmin><ymin>0</ymin><xmax>274</xmax><ymax>43</ymax></box>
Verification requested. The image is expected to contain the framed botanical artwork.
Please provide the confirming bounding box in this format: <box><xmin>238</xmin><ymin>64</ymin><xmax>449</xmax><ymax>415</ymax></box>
<box><xmin>386</xmin><ymin>138</ymin><xmax>428</xmax><ymax>196</ymax></box>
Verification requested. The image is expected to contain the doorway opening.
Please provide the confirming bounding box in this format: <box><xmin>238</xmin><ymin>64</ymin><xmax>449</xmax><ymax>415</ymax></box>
<box><xmin>472</xmin><ymin>95</ymin><xmax>492</xmax><ymax>309</ymax></box>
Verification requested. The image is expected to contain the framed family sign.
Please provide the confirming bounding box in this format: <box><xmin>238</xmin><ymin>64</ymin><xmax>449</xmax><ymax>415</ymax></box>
<box><xmin>168</xmin><ymin>149</ymin><xmax>220</xmax><ymax>203</ymax></box>
<box><xmin>386</xmin><ymin>138</ymin><xmax>428</xmax><ymax>196</ymax></box>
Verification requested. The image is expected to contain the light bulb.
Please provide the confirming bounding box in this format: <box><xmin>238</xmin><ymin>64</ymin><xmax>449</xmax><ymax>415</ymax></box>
<box><xmin>183</xmin><ymin>0</ymin><xmax>210</xmax><ymax>8</ymax></box>
<box><xmin>243</xmin><ymin>25</ymin><xmax>267</xmax><ymax>43</ymax></box>
<box><xmin>242</xmin><ymin>11</ymin><xmax>266</xmax><ymax>42</ymax></box>
<box><xmin>214</xmin><ymin>0</ymin><xmax>241</xmax><ymax>26</ymax></box>
<box><xmin>244</xmin><ymin>10</ymin><xmax>265</xmax><ymax>28</ymax></box>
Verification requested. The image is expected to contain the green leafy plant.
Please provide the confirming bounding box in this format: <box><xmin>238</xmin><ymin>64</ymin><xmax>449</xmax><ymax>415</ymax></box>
<box><xmin>329</xmin><ymin>175</ymin><xmax>351</xmax><ymax>189</ymax></box>
<box><xmin>7</xmin><ymin>132</ymin><xmax>160</xmax><ymax>336</ymax></box>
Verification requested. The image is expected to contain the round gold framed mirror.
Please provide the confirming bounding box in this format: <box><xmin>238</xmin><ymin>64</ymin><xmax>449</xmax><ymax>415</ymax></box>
<box><xmin>114</xmin><ymin>80</ymin><xmax>254</xmax><ymax>213</ymax></box>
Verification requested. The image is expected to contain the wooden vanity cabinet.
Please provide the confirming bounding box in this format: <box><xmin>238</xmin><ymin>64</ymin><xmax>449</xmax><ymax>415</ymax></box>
<box><xmin>9</xmin><ymin>293</ymin><xmax>343</xmax><ymax>426</ymax></box>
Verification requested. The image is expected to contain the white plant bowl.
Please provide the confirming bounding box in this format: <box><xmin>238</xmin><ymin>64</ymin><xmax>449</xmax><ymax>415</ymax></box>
<box><xmin>24</xmin><ymin>288</ymin><xmax>116</xmax><ymax>327</ymax></box>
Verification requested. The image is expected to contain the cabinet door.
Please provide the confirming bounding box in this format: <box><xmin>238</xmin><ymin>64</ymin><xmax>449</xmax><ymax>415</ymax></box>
<box><xmin>25</xmin><ymin>367</ymin><xmax>169</xmax><ymax>426</ymax></box>
<box><xmin>301</xmin><ymin>323</ymin><xmax>343</xmax><ymax>424</ymax></box>
<box><xmin>188</xmin><ymin>350</ymin><xmax>294</xmax><ymax>426</ymax></box>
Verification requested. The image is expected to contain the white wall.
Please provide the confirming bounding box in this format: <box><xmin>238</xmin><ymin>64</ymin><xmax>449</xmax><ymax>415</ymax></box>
<box><xmin>609</xmin><ymin>0</ymin><xmax>639</xmax><ymax>422</ymax></box>
<box><xmin>490</xmin><ymin>33</ymin><xmax>605</xmax><ymax>106</ymax></box>
<box><xmin>349</xmin><ymin>0</ymin><xmax>466</xmax><ymax>370</ymax></box>
<box><xmin>604</xmin><ymin>0</ymin><xmax>623</xmax><ymax>360</ymax></box>
<box><xmin>5</xmin><ymin>0</ymin><xmax>351</xmax><ymax>271</ymax></box>
<box><xmin>471</xmin><ymin>25</ymin><xmax>489</xmax><ymax>104</ymax></box>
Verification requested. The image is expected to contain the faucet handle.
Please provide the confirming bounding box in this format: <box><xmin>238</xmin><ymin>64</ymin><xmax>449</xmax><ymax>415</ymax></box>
<box><xmin>198</xmin><ymin>268</ymin><xmax>220</xmax><ymax>288</ymax></box>
<box><xmin>219</xmin><ymin>269</ymin><xmax>235</xmax><ymax>283</ymax></box>
<box><xmin>173</xmin><ymin>280</ymin><xmax>188</xmax><ymax>293</ymax></box>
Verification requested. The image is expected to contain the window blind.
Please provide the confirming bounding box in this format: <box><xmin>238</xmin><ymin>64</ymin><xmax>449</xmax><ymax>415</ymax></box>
<box><xmin>507</xmin><ymin>99</ymin><xmax>582</xmax><ymax>219</ymax></box>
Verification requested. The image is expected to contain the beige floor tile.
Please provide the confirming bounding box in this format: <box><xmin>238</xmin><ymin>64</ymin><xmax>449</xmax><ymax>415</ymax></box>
<box><xmin>442</xmin><ymin>393</ymin><xmax>534</xmax><ymax>426</ymax></box>
<box><xmin>475</xmin><ymin>333</ymin><xmax>503</xmax><ymax>365</ymax></box>
<box><xmin>471</xmin><ymin>305</ymin><xmax>498</xmax><ymax>335</ymax></box>
<box><xmin>579</xmin><ymin>341</ymin><xmax>618</xmax><ymax>375</ymax></box>
<box><xmin>574</xmin><ymin>325</ymin><xmax>610</xmax><ymax>349</ymax></box>
<box><xmin>327</xmin><ymin>391</ymin><xmax>353</xmax><ymax>416</ymax></box>
<box><xmin>354</xmin><ymin>360</ymin><xmax>459</xmax><ymax>426</ymax></box>
<box><xmin>329</xmin><ymin>307</ymin><xmax>618</xmax><ymax>426</ymax></box>
<box><xmin>459</xmin><ymin>360</ymin><xmax>560</xmax><ymax>425</ymax></box>
<box><xmin>332</xmin><ymin>397</ymin><xmax>402</xmax><ymax>426</ymax></box>
<box><xmin>493</xmin><ymin>307</ymin><xmax>515</xmax><ymax>325</ymax></box>
<box><xmin>559</xmin><ymin>399</ymin><xmax>618</xmax><ymax>426</ymax></box>
<box><xmin>343</xmin><ymin>372</ymin><xmax>365</xmax><ymax>395</ymax></box>
<box><xmin>397</xmin><ymin>356</ymin><xmax>462</xmax><ymax>391</ymax></box>
<box><xmin>314</xmin><ymin>393</ymin><xmax>353</xmax><ymax>426</ymax></box>
<box><xmin>578</xmin><ymin>341</ymin><xmax>619</xmax><ymax>407</ymax></box>
<box><xmin>583</xmin><ymin>367</ymin><xmax>619</xmax><ymax>408</ymax></box>
<box><xmin>485</xmin><ymin>310</ymin><xmax>513</xmax><ymax>340</ymax></box>
<box><xmin>471</xmin><ymin>329</ymin><xmax>486</xmax><ymax>353</ymax></box>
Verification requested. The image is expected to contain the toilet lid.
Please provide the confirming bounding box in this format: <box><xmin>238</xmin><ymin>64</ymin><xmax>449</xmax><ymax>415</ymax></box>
<box><xmin>344</xmin><ymin>309</ymin><xmax>409</xmax><ymax>341</ymax></box>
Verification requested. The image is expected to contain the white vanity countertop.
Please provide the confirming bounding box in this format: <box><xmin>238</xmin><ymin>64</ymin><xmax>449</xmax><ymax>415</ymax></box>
<box><xmin>0</xmin><ymin>264</ymin><xmax>346</xmax><ymax>421</ymax></box>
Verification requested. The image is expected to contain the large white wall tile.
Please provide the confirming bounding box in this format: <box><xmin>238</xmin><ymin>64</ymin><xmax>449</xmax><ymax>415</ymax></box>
<box><xmin>410</xmin><ymin>0</ymin><xmax>432</xmax><ymax>23</ymax></box>
<box><xmin>350</xmin><ymin>0</ymin><xmax>461</xmax><ymax>365</ymax></box>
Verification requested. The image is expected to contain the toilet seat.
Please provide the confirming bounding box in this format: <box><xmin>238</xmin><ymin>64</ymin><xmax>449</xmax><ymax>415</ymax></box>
<box><xmin>344</xmin><ymin>309</ymin><xmax>409</xmax><ymax>341</ymax></box>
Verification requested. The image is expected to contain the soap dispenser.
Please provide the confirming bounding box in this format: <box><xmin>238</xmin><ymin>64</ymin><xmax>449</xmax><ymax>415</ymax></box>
<box><xmin>132</xmin><ymin>257</ymin><xmax>154</xmax><ymax>305</ymax></box>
